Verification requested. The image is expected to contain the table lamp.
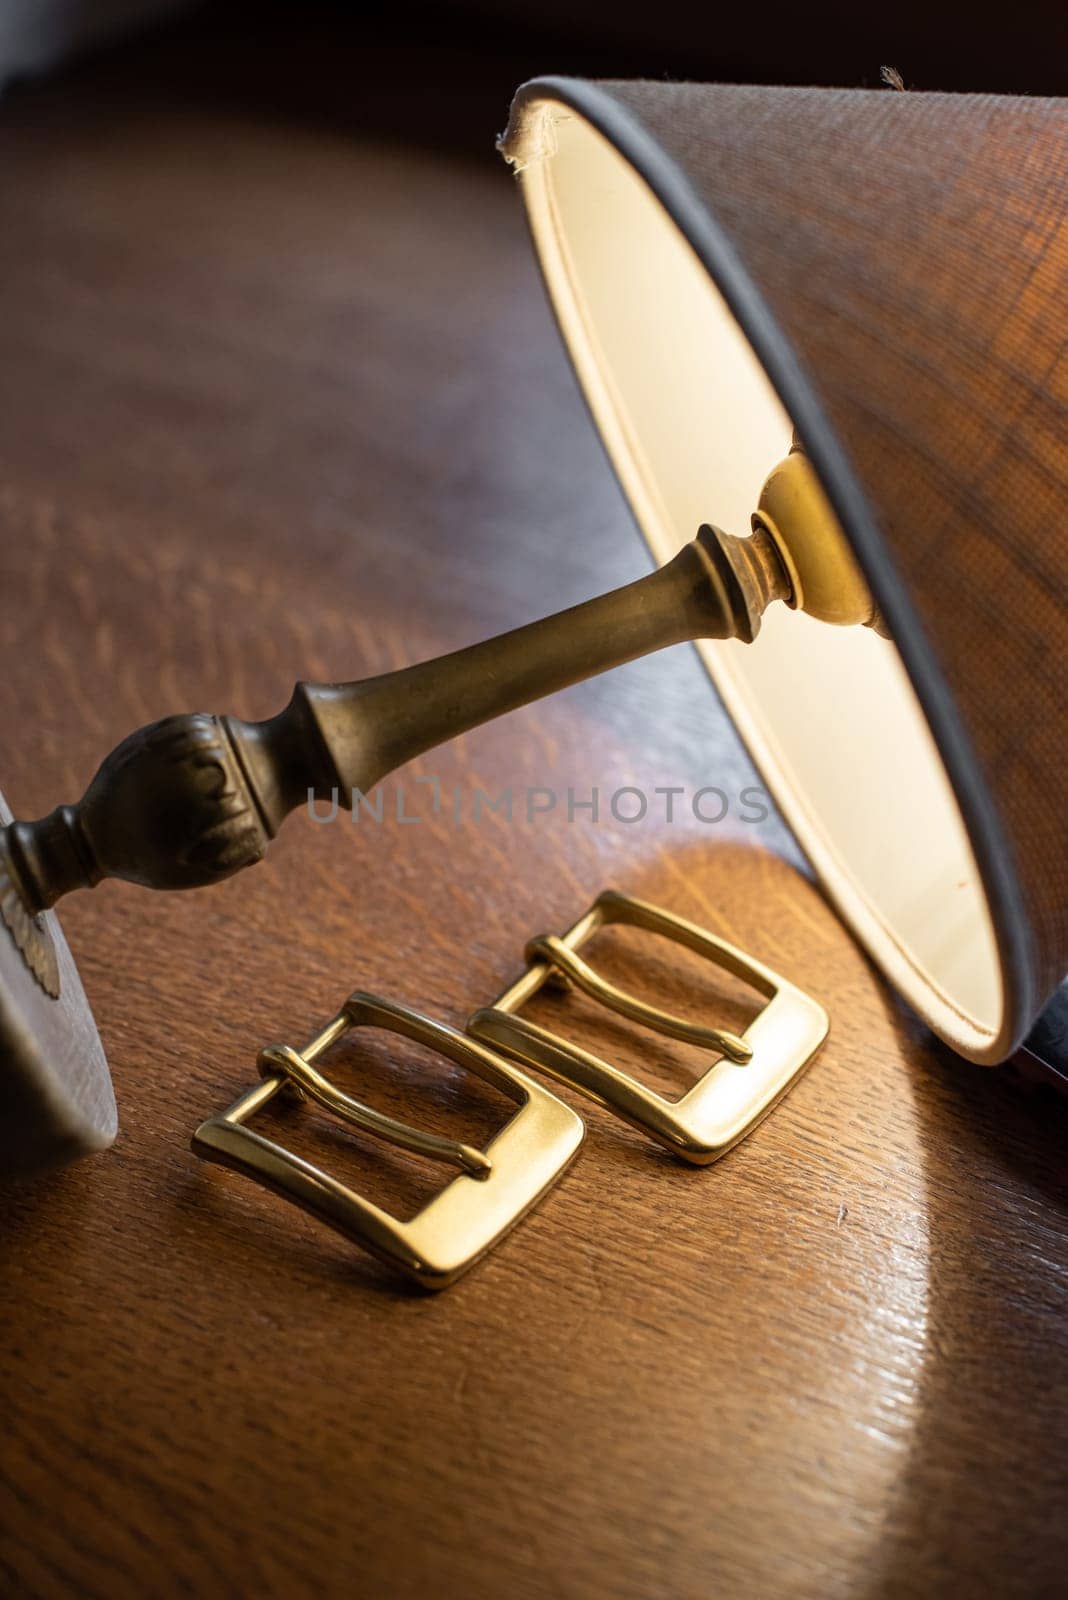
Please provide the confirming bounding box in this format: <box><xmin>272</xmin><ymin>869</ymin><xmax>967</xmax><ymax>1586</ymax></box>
<box><xmin>1</xmin><ymin>79</ymin><xmax>1065</xmax><ymax>1177</ymax></box>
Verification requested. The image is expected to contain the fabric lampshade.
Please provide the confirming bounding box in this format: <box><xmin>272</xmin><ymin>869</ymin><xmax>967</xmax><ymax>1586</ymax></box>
<box><xmin>501</xmin><ymin>78</ymin><xmax>1067</xmax><ymax>1064</ymax></box>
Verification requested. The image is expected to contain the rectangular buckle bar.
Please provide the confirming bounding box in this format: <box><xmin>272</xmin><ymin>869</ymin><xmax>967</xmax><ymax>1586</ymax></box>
<box><xmin>192</xmin><ymin>991</ymin><xmax>584</xmax><ymax>1289</ymax></box>
<box><xmin>468</xmin><ymin>890</ymin><xmax>828</xmax><ymax>1164</ymax></box>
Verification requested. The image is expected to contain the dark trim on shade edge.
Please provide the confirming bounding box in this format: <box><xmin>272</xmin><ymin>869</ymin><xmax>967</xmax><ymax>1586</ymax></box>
<box><xmin>504</xmin><ymin>74</ymin><xmax>1037</xmax><ymax>1057</ymax></box>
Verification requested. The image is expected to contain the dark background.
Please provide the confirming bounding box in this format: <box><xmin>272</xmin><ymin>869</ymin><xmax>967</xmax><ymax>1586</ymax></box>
<box><xmin>4</xmin><ymin>0</ymin><xmax>1065</xmax><ymax>162</ymax></box>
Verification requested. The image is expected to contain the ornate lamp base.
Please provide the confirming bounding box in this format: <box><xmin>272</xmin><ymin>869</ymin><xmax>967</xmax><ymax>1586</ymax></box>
<box><xmin>0</xmin><ymin>789</ymin><xmax>115</xmax><ymax>1178</ymax></box>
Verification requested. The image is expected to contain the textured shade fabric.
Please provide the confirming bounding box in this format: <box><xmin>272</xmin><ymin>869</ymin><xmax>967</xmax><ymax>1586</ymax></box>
<box><xmin>503</xmin><ymin>78</ymin><xmax>1068</xmax><ymax>1060</ymax></box>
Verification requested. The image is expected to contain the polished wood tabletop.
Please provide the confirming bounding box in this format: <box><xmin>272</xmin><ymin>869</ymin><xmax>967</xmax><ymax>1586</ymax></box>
<box><xmin>0</xmin><ymin>61</ymin><xmax>1065</xmax><ymax>1600</ymax></box>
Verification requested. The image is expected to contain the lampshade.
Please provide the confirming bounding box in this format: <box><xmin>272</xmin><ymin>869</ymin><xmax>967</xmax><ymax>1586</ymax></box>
<box><xmin>501</xmin><ymin>78</ymin><xmax>1068</xmax><ymax>1065</ymax></box>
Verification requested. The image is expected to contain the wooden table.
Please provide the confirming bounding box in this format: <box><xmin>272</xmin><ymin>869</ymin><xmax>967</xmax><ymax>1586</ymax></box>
<box><xmin>0</xmin><ymin>62</ymin><xmax>1065</xmax><ymax>1600</ymax></box>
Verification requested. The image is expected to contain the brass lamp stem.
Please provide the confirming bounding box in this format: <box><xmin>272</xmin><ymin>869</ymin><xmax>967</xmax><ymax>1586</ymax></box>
<box><xmin>0</xmin><ymin>523</ymin><xmax>784</xmax><ymax>919</ymax></box>
<box><xmin>0</xmin><ymin>446</ymin><xmax>883</xmax><ymax>995</ymax></box>
<box><xmin>282</xmin><ymin>519</ymin><xmax>788</xmax><ymax>795</ymax></box>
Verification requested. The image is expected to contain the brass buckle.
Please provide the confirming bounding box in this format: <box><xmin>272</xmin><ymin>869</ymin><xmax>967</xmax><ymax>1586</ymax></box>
<box><xmin>192</xmin><ymin>992</ymin><xmax>584</xmax><ymax>1289</ymax></box>
<box><xmin>468</xmin><ymin>890</ymin><xmax>828</xmax><ymax>1164</ymax></box>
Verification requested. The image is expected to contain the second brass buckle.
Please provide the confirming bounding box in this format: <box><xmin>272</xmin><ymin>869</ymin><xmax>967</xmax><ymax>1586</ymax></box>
<box><xmin>468</xmin><ymin>890</ymin><xmax>828</xmax><ymax>1164</ymax></box>
<box><xmin>192</xmin><ymin>992</ymin><xmax>584</xmax><ymax>1289</ymax></box>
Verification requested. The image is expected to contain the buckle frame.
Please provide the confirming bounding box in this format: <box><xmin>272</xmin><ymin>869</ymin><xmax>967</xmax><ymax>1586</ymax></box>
<box><xmin>468</xmin><ymin>890</ymin><xmax>827</xmax><ymax>1164</ymax></box>
<box><xmin>192</xmin><ymin>991</ymin><xmax>584</xmax><ymax>1289</ymax></box>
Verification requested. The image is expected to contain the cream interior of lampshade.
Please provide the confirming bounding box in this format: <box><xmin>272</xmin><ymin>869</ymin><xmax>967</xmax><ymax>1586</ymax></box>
<box><xmin>506</xmin><ymin>97</ymin><xmax>1005</xmax><ymax>1060</ymax></box>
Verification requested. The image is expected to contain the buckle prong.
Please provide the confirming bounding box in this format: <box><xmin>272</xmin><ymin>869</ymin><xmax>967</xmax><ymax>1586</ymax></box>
<box><xmin>524</xmin><ymin>933</ymin><xmax>752</xmax><ymax>1063</ymax></box>
<box><xmin>258</xmin><ymin>1040</ymin><xmax>492</xmax><ymax>1180</ymax></box>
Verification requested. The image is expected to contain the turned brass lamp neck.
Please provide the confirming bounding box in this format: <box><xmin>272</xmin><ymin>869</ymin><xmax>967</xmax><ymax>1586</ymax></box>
<box><xmin>0</xmin><ymin>447</ymin><xmax>880</xmax><ymax>988</ymax></box>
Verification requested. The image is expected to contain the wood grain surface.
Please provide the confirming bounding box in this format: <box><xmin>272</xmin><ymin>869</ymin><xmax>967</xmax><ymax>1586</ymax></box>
<box><xmin>0</xmin><ymin>65</ymin><xmax>1065</xmax><ymax>1600</ymax></box>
